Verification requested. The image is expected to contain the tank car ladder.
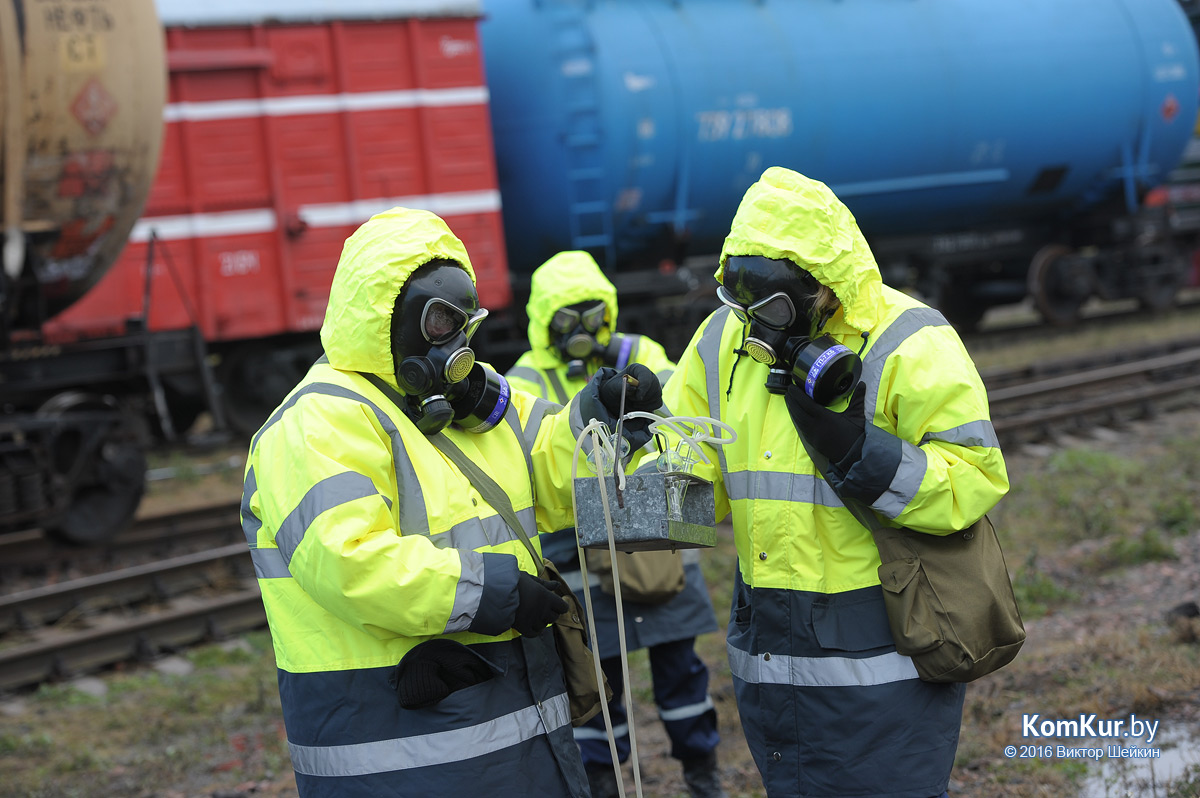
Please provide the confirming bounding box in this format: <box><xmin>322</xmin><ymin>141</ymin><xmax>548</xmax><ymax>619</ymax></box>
<box><xmin>549</xmin><ymin>2</ymin><xmax>616</xmax><ymax>266</ymax></box>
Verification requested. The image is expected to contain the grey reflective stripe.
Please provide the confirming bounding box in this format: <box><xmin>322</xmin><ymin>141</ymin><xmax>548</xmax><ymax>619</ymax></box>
<box><xmin>857</xmin><ymin>307</ymin><xmax>948</xmax><ymax>518</ymax></box>
<box><xmin>242</xmin><ymin>465</ymin><xmax>291</xmax><ymax>579</ymax></box>
<box><xmin>545</xmin><ymin>369</ymin><xmax>570</xmax><ymax>405</ymax></box>
<box><xmin>275</xmin><ymin>472</ymin><xmax>392</xmax><ymax>564</ymax></box>
<box><xmin>507</xmin><ymin>366</ymin><xmax>548</xmax><ymax>398</ymax></box>
<box><xmin>241</xmin><ymin>465</ymin><xmax>262</xmax><ymax>547</ymax></box>
<box><xmin>724</xmin><ymin>470</ymin><xmax>844</xmax><ymax>507</ymax></box>
<box><xmin>696</xmin><ymin>309</ymin><xmax>731</xmax><ymax>475</ymax></box>
<box><xmin>287</xmin><ymin>691</ymin><xmax>572</xmax><ymax>777</ymax></box>
<box><xmin>250</xmin><ymin>547</ymin><xmax>291</xmax><ymax>579</ymax></box>
<box><xmin>859</xmin><ymin>306</ymin><xmax>949</xmax><ymax>419</ymax></box>
<box><xmin>658</xmin><ymin>695</ymin><xmax>714</xmax><ymax>722</ymax></box>
<box><xmin>446</xmin><ymin>551</ymin><xmax>487</xmax><ymax>634</ymax></box>
<box><xmin>872</xmin><ymin>438</ymin><xmax>927</xmax><ymax>519</ymax></box>
<box><xmin>727</xmin><ymin>642</ymin><xmax>920</xmax><ymax>687</ymax></box>
<box><xmin>575</xmin><ymin>722</ymin><xmax>628</xmax><ymax>741</ymax></box>
<box><xmin>521</xmin><ymin>397</ymin><xmax>559</xmax><ymax>452</ymax></box>
<box><xmin>432</xmin><ymin>507</ymin><xmax>536</xmax><ymax>551</ymax></box>
<box><xmin>657</xmin><ymin>367</ymin><xmax>674</xmax><ymax>383</ymax></box>
<box><xmin>251</xmin><ymin>379</ymin><xmax>429</xmax><ymax>536</ymax></box>
<box><xmin>921</xmin><ymin>419</ymin><xmax>1000</xmax><ymax>450</ymax></box>
<box><xmin>569</xmin><ymin>395</ymin><xmax>596</xmax><ymax>458</ymax></box>
<box><xmin>504</xmin><ymin>404</ymin><xmax>535</xmax><ymax>478</ymax></box>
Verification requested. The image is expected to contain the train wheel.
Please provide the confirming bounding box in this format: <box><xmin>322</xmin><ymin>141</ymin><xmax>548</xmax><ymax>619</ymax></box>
<box><xmin>38</xmin><ymin>394</ymin><xmax>147</xmax><ymax>546</ymax></box>
<box><xmin>1028</xmin><ymin>244</ymin><xmax>1092</xmax><ymax>326</ymax></box>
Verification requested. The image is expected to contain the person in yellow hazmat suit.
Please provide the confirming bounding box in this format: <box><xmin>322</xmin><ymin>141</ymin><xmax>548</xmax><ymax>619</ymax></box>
<box><xmin>506</xmin><ymin>251</ymin><xmax>725</xmax><ymax>798</ymax></box>
<box><xmin>658</xmin><ymin>168</ymin><xmax>1009</xmax><ymax>798</ymax></box>
<box><xmin>240</xmin><ymin>208</ymin><xmax>663</xmax><ymax>798</ymax></box>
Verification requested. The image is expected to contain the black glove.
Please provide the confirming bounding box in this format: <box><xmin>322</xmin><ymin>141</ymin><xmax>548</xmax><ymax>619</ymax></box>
<box><xmin>597</xmin><ymin>363</ymin><xmax>662</xmax><ymax>413</ymax></box>
<box><xmin>785</xmin><ymin>380</ymin><xmax>868</xmax><ymax>467</ymax></box>
<box><xmin>579</xmin><ymin>364</ymin><xmax>662</xmax><ymax>452</ymax></box>
<box><xmin>512</xmin><ymin>571</ymin><xmax>568</xmax><ymax>637</ymax></box>
<box><xmin>391</xmin><ymin>639</ymin><xmax>495</xmax><ymax>709</ymax></box>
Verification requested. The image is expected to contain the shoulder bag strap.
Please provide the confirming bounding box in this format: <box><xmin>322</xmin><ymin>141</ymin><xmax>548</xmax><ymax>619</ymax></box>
<box><xmin>357</xmin><ymin>371</ymin><xmax>546</xmax><ymax>576</ymax></box>
<box><xmin>429</xmin><ymin>431</ymin><xmax>546</xmax><ymax>578</ymax></box>
<box><xmin>544</xmin><ymin>368</ymin><xmax>570</xmax><ymax>405</ymax></box>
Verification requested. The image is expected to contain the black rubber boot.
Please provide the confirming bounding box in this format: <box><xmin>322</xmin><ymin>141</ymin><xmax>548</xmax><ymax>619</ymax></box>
<box><xmin>586</xmin><ymin>764</ymin><xmax>620</xmax><ymax>798</ymax></box>
<box><xmin>682</xmin><ymin>751</ymin><xmax>728</xmax><ymax>798</ymax></box>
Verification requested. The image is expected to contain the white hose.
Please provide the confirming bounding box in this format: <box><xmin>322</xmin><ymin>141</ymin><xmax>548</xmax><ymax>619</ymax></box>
<box><xmin>568</xmin><ymin>412</ymin><xmax>736</xmax><ymax>798</ymax></box>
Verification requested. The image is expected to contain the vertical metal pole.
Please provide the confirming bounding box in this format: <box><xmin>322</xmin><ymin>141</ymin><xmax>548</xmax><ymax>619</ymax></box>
<box><xmin>141</xmin><ymin>233</ymin><xmax>176</xmax><ymax>441</ymax></box>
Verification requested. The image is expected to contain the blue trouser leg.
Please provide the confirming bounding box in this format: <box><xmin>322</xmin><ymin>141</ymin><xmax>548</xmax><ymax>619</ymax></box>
<box><xmin>574</xmin><ymin>638</ymin><xmax>718</xmax><ymax>767</ymax></box>
<box><xmin>648</xmin><ymin>637</ymin><xmax>720</xmax><ymax>761</ymax></box>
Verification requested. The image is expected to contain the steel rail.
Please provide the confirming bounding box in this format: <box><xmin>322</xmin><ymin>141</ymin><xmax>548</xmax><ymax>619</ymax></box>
<box><xmin>0</xmin><ymin>588</ymin><xmax>265</xmax><ymax>692</ymax></box>
<box><xmin>0</xmin><ymin>543</ymin><xmax>252</xmax><ymax>634</ymax></box>
<box><xmin>988</xmin><ymin>347</ymin><xmax>1200</xmax><ymax>403</ymax></box>
<box><xmin>0</xmin><ymin>501</ymin><xmax>242</xmax><ymax>574</ymax></box>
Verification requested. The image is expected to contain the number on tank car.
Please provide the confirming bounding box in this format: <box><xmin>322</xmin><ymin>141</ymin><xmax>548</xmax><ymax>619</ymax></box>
<box><xmin>695</xmin><ymin>108</ymin><xmax>794</xmax><ymax>142</ymax></box>
<box><xmin>42</xmin><ymin>3</ymin><xmax>115</xmax><ymax>32</ymax></box>
<box><xmin>219</xmin><ymin>250</ymin><xmax>261</xmax><ymax>277</ymax></box>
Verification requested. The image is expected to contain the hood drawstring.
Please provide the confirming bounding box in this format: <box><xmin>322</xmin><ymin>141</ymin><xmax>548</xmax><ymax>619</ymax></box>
<box><xmin>727</xmin><ymin>327</ymin><xmax>749</xmax><ymax>401</ymax></box>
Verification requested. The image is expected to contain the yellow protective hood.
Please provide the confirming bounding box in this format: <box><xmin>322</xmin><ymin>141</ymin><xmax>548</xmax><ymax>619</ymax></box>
<box><xmin>320</xmin><ymin>208</ymin><xmax>475</xmax><ymax>377</ymax></box>
<box><xmin>716</xmin><ymin>167</ymin><xmax>883</xmax><ymax>331</ymax></box>
<box><xmin>525</xmin><ymin>251</ymin><xmax>618</xmax><ymax>368</ymax></box>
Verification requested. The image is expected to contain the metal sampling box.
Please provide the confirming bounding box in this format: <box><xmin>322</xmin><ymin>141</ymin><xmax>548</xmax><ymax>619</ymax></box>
<box><xmin>573</xmin><ymin>472</ymin><xmax>717</xmax><ymax>552</ymax></box>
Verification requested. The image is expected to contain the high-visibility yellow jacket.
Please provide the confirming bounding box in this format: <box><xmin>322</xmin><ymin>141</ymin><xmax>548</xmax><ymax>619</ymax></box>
<box><xmin>663</xmin><ymin>169</ymin><xmax>1009</xmax><ymax>798</ymax></box>
<box><xmin>504</xmin><ymin>250</ymin><xmax>717</xmax><ymax>659</ymax></box>
<box><xmin>506</xmin><ymin>251</ymin><xmax>674</xmax><ymax>404</ymax></box>
<box><xmin>241</xmin><ymin>208</ymin><xmax>589</xmax><ymax>798</ymax></box>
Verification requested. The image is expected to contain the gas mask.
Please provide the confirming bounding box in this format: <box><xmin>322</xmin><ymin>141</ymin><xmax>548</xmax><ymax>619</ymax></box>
<box><xmin>719</xmin><ymin>255</ymin><xmax>861</xmax><ymax>406</ymax></box>
<box><xmin>549</xmin><ymin>300</ymin><xmax>608</xmax><ymax>379</ymax></box>
<box><xmin>392</xmin><ymin>262</ymin><xmax>509</xmax><ymax>434</ymax></box>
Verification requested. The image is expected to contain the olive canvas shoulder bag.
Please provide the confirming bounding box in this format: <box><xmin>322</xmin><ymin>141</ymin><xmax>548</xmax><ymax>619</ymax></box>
<box><xmin>806</xmin><ymin>444</ymin><xmax>1026</xmax><ymax>683</ymax></box>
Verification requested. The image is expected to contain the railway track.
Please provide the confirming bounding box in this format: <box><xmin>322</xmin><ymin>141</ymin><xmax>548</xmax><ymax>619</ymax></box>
<box><xmin>1</xmin><ymin>336</ymin><xmax>1198</xmax><ymax>693</ymax></box>
<box><xmin>0</xmin><ymin>541</ymin><xmax>260</xmax><ymax>692</ymax></box>
<box><xmin>0</xmin><ymin>500</ymin><xmax>242</xmax><ymax>578</ymax></box>
<box><xmin>984</xmin><ymin>339</ymin><xmax>1200</xmax><ymax>446</ymax></box>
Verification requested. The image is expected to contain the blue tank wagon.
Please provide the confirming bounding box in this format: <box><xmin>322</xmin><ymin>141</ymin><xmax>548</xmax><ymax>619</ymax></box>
<box><xmin>480</xmin><ymin>0</ymin><xmax>1200</xmax><ymax>328</ymax></box>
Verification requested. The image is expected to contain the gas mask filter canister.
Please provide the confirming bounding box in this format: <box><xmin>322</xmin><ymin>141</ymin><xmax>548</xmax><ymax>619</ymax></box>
<box><xmin>763</xmin><ymin>335</ymin><xmax>862</xmax><ymax>405</ymax></box>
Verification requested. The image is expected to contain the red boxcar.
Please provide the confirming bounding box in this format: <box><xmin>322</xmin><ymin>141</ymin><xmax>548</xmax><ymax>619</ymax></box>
<box><xmin>45</xmin><ymin>1</ymin><xmax>509</xmax><ymax>433</ymax></box>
